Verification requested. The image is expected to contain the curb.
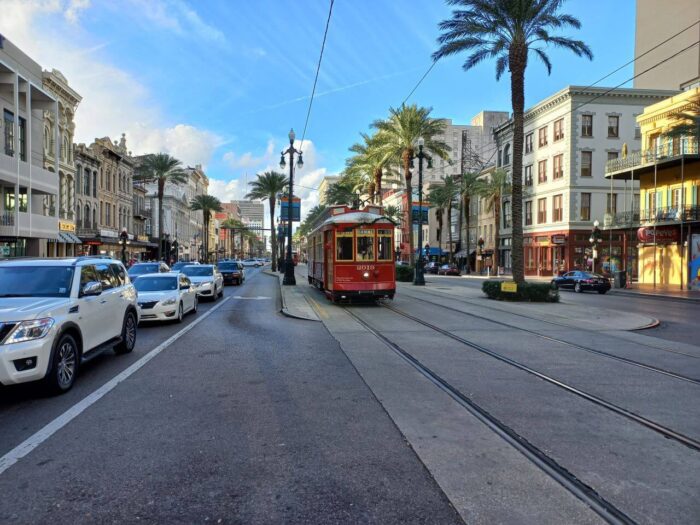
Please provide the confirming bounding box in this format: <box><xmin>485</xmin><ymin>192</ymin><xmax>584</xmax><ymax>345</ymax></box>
<box><xmin>607</xmin><ymin>290</ymin><xmax>700</xmax><ymax>304</ymax></box>
<box><xmin>263</xmin><ymin>269</ymin><xmax>320</xmax><ymax>322</ymax></box>
<box><xmin>630</xmin><ymin>318</ymin><xmax>661</xmax><ymax>331</ymax></box>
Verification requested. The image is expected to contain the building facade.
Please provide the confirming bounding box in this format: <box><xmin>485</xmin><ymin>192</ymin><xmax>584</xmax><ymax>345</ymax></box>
<box><xmin>318</xmin><ymin>175</ymin><xmax>340</xmax><ymax>206</ymax></box>
<box><xmin>494</xmin><ymin>85</ymin><xmax>675</xmax><ymax>276</ymax></box>
<box><xmin>606</xmin><ymin>88</ymin><xmax>700</xmax><ymax>289</ymax></box>
<box><xmin>0</xmin><ymin>36</ymin><xmax>61</xmax><ymax>258</ymax></box>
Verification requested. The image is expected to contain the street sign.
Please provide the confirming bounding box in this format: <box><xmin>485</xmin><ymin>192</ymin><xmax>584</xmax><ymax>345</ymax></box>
<box><xmin>411</xmin><ymin>205</ymin><xmax>428</xmax><ymax>224</ymax></box>
<box><xmin>500</xmin><ymin>281</ymin><xmax>518</xmax><ymax>293</ymax></box>
<box><xmin>280</xmin><ymin>197</ymin><xmax>301</xmax><ymax>222</ymax></box>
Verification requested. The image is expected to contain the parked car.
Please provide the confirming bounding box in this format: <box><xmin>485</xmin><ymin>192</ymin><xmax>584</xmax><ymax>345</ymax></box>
<box><xmin>425</xmin><ymin>261</ymin><xmax>441</xmax><ymax>274</ymax></box>
<box><xmin>171</xmin><ymin>261</ymin><xmax>198</xmax><ymax>271</ymax></box>
<box><xmin>218</xmin><ymin>261</ymin><xmax>245</xmax><ymax>285</ymax></box>
<box><xmin>133</xmin><ymin>272</ymin><xmax>197</xmax><ymax>323</ymax></box>
<box><xmin>551</xmin><ymin>271</ymin><xmax>611</xmax><ymax>294</ymax></box>
<box><xmin>242</xmin><ymin>259</ymin><xmax>258</xmax><ymax>267</ymax></box>
<box><xmin>128</xmin><ymin>261</ymin><xmax>170</xmax><ymax>278</ymax></box>
<box><xmin>396</xmin><ymin>260</ymin><xmax>410</xmax><ymax>267</ymax></box>
<box><xmin>437</xmin><ymin>264</ymin><xmax>460</xmax><ymax>276</ymax></box>
<box><xmin>0</xmin><ymin>257</ymin><xmax>139</xmax><ymax>393</ymax></box>
<box><xmin>180</xmin><ymin>264</ymin><xmax>224</xmax><ymax>300</ymax></box>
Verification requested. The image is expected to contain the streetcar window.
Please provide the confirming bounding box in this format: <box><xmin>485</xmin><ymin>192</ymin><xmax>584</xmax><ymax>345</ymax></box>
<box><xmin>356</xmin><ymin>229</ymin><xmax>374</xmax><ymax>261</ymax></box>
<box><xmin>377</xmin><ymin>229</ymin><xmax>392</xmax><ymax>261</ymax></box>
<box><xmin>336</xmin><ymin>231</ymin><xmax>354</xmax><ymax>261</ymax></box>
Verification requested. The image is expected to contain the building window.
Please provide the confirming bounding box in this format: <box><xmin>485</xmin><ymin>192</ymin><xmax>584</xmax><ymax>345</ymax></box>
<box><xmin>582</xmin><ymin>114</ymin><xmax>593</xmax><ymax>137</ymax></box>
<box><xmin>607</xmin><ymin>151</ymin><xmax>619</xmax><ymax>162</ymax></box>
<box><xmin>18</xmin><ymin>117</ymin><xmax>26</xmax><ymax>161</ymax></box>
<box><xmin>3</xmin><ymin>109</ymin><xmax>14</xmax><ymax>156</ymax></box>
<box><xmin>554</xmin><ymin>118</ymin><xmax>564</xmax><ymax>141</ymax></box>
<box><xmin>503</xmin><ymin>144</ymin><xmax>511</xmax><ymax>165</ymax></box>
<box><xmin>503</xmin><ymin>200</ymin><xmax>511</xmax><ymax>228</ymax></box>
<box><xmin>497</xmin><ymin>149</ymin><xmax>502</xmax><ymax>167</ymax></box>
<box><xmin>538</xmin><ymin>126</ymin><xmax>548</xmax><ymax>147</ymax></box>
<box><xmin>537</xmin><ymin>198</ymin><xmax>547</xmax><ymax>224</ymax></box>
<box><xmin>525</xmin><ymin>133</ymin><xmax>533</xmax><ymax>154</ymax></box>
<box><xmin>553</xmin><ymin>194</ymin><xmax>563</xmax><ymax>222</ymax></box>
<box><xmin>538</xmin><ymin>160</ymin><xmax>547</xmax><ymax>183</ymax></box>
<box><xmin>525</xmin><ymin>200</ymin><xmax>532</xmax><ymax>226</ymax></box>
<box><xmin>553</xmin><ymin>154</ymin><xmax>564</xmax><ymax>179</ymax></box>
<box><xmin>5</xmin><ymin>187</ymin><xmax>28</xmax><ymax>213</ymax></box>
<box><xmin>608</xmin><ymin>115</ymin><xmax>619</xmax><ymax>138</ymax></box>
<box><xmin>524</xmin><ymin>165</ymin><xmax>533</xmax><ymax>186</ymax></box>
<box><xmin>93</xmin><ymin>172</ymin><xmax>97</xmax><ymax>197</ymax></box>
<box><xmin>581</xmin><ymin>193</ymin><xmax>591</xmax><ymax>221</ymax></box>
<box><xmin>672</xmin><ymin>188</ymin><xmax>682</xmax><ymax>209</ymax></box>
<box><xmin>606</xmin><ymin>193</ymin><xmax>617</xmax><ymax>215</ymax></box>
<box><xmin>581</xmin><ymin>151</ymin><xmax>592</xmax><ymax>177</ymax></box>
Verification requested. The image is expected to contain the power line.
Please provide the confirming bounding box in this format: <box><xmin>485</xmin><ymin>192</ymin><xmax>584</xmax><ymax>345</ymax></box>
<box><xmin>402</xmin><ymin>59</ymin><xmax>439</xmax><ymax>106</ymax></box>
<box><xmin>298</xmin><ymin>0</ymin><xmax>335</xmax><ymax>151</ymax></box>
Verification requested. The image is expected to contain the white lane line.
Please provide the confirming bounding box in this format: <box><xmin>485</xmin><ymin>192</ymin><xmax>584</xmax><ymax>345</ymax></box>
<box><xmin>0</xmin><ymin>296</ymin><xmax>231</xmax><ymax>476</ymax></box>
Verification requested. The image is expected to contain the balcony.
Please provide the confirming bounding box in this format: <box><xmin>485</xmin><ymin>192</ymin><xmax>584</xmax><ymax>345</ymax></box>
<box><xmin>133</xmin><ymin>207</ymin><xmax>151</xmax><ymax>219</ymax></box>
<box><xmin>0</xmin><ymin>211</ymin><xmax>57</xmax><ymax>238</ymax></box>
<box><xmin>640</xmin><ymin>205</ymin><xmax>700</xmax><ymax>225</ymax></box>
<box><xmin>0</xmin><ymin>150</ymin><xmax>59</xmax><ymax>194</ymax></box>
<box><xmin>605</xmin><ymin>138</ymin><xmax>699</xmax><ymax>179</ymax></box>
<box><xmin>604</xmin><ymin>210</ymin><xmax>640</xmax><ymax>229</ymax></box>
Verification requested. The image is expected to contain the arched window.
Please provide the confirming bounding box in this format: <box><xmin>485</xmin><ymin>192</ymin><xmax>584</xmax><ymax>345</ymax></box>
<box><xmin>92</xmin><ymin>172</ymin><xmax>97</xmax><ymax>197</ymax></box>
<box><xmin>100</xmin><ymin>169</ymin><xmax>103</xmax><ymax>190</ymax></box>
<box><xmin>503</xmin><ymin>200</ymin><xmax>512</xmax><ymax>229</ymax></box>
<box><xmin>92</xmin><ymin>208</ymin><xmax>96</xmax><ymax>228</ymax></box>
<box><xmin>44</xmin><ymin>126</ymin><xmax>50</xmax><ymax>153</ymax></box>
<box><xmin>76</xmin><ymin>200</ymin><xmax>82</xmax><ymax>227</ymax></box>
<box><xmin>503</xmin><ymin>144</ymin><xmax>511</xmax><ymax>166</ymax></box>
<box><xmin>85</xmin><ymin>203</ymin><xmax>90</xmax><ymax>228</ymax></box>
<box><xmin>76</xmin><ymin>165</ymin><xmax>82</xmax><ymax>195</ymax></box>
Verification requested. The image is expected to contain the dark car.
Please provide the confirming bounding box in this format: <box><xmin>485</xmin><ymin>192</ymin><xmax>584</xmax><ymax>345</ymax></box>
<box><xmin>171</xmin><ymin>261</ymin><xmax>192</xmax><ymax>272</ymax></box>
<box><xmin>218</xmin><ymin>261</ymin><xmax>245</xmax><ymax>285</ymax></box>
<box><xmin>425</xmin><ymin>261</ymin><xmax>441</xmax><ymax>274</ymax></box>
<box><xmin>128</xmin><ymin>262</ymin><xmax>170</xmax><ymax>278</ymax></box>
<box><xmin>551</xmin><ymin>271</ymin><xmax>611</xmax><ymax>294</ymax></box>
<box><xmin>437</xmin><ymin>264</ymin><xmax>460</xmax><ymax>276</ymax></box>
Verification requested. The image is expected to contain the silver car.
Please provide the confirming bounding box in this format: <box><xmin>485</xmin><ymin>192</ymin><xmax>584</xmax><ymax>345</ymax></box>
<box><xmin>133</xmin><ymin>272</ymin><xmax>198</xmax><ymax>323</ymax></box>
<box><xmin>179</xmin><ymin>264</ymin><xmax>224</xmax><ymax>300</ymax></box>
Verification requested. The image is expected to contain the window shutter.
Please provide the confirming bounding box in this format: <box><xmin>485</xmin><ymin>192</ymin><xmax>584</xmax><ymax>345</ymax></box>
<box><xmin>656</xmin><ymin>192</ymin><xmax>662</xmax><ymax>210</ymax></box>
<box><xmin>666</xmin><ymin>188</ymin><xmax>671</xmax><ymax>209</ymax></box>
<box><xmin>692</xmin><ymin>185</ymin><xmax>697</xmax><ymax>206</ymax></box>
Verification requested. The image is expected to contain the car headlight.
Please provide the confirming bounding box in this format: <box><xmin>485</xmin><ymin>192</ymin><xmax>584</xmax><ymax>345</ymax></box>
<box><xmin>160</xmin><ymin>297</ymin><xmax>177</xmax><ymax>306</ymax></box>
<box><xmin>200</xmin><ymin>281</ymin><xmax>213</xmax><ymax>288</ymax></box>
<box><xmin>4</xmin><ymin>318</ymin><xmax>55</xmax><ymax>344</ymax></box>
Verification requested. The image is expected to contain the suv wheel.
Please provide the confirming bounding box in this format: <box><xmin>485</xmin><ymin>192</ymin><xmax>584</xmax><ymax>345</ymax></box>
<box><xmin>46</xmin><ymin>334</ymin><xmax>79</xmax><ymax>394</ymax></box>
<box><xmin>114</xmin><ymin>311</ymin><xmax>137</xmax><ymax>354</ymax></box>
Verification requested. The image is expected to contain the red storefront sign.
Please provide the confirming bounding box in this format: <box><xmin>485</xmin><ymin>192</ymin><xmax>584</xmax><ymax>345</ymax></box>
<box><xmin>637</xmin><ymin>226</ymin><xmax>679</xmax><ymax>244</ymax></box>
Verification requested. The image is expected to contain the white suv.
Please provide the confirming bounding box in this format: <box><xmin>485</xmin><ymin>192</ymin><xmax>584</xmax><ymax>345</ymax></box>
<box><xmin>0</xmin><ymin>257</ymin><xmax>139</xmax><ymax>393</ymax></box>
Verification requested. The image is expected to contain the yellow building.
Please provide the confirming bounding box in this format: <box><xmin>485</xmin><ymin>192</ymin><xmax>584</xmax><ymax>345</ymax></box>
<box><xmin>606</xmin><ymin>88</ymin><xmax>700</xmax><ymax>289</ymax></box>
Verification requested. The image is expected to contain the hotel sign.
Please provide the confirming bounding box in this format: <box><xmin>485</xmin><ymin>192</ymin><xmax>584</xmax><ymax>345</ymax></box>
<box><xmin>637</xmin><ymin>226</ymin><xmax>679</xmax><ymax>244</ymax></box>
<box><xmin>59</xmin><ymin>221</ymin><xmax>76</xmax><ymax>233</ymax></box>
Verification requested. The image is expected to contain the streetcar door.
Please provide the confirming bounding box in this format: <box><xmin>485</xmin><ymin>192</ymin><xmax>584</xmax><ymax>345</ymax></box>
<box><xmin>325</xmin><ymin>230</ymin><xmax>333</xmax><ymax>290</ymax></box>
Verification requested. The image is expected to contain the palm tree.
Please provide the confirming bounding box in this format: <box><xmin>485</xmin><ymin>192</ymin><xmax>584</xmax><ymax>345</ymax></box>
<box><xmin>434</xmin><ymin>0</ymin><xmax>592</xmax><ymax>282</ymax></box>
<box><xmin>479</xmin><ymin>169</ymin><xmax>511</xmax><ymax>273</ymax></box>
<box><xmin>135</xmin><ymin>153</ymin><xmax>187</xmax><ymax>261</ymax></box>
<box><xmin>460</xmin><ymin>172</ymin><xmax>485</xmax><ymax>272</ymax></box>
<box><xmin>372</xmin><ymin>104</ymin><xmax>450</xmax><ymax>263</ymax></box>
<box><xmin>190</xmin><ymin>194</ymin><xmax>222</xmax><ymax>263</ymax></box>
<box><xmin>441</xmin><ymin>175</ymin><xmax>460</xmax><ymax>263</ymax></box>
<box><xmin>346</xmin><ymin>133</ymin><xmax>396</xmax><ymax>204</ymax></box>
<box><xmin>382</xmin><ymin>204</ymin><xmax>403</xmax><ymax>225</ymax></box>
<box><xmin>428</xmin><ymin>185</ymin><xmax>448</xmax><ymax>258</ymax></box>
<box><xmin>325</xmin><ymin>177</ymin><xmax>358</xmax><ymax>206</ymax></box>
<box><xmin>245</xmin><ymin>171</ymin><xmax>288</xmax><ymax>271</ymax></box>
<box><xmin>298</xmin><ymin>204</ymin><xmax>327</xmax><ymax>238</ymax></box>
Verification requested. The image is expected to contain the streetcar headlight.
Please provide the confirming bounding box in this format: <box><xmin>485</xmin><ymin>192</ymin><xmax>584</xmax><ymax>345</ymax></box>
<box><xmin>362</xmin><ymin>271</ymin><xmax>370</xmax><ymax>280</ymax></box>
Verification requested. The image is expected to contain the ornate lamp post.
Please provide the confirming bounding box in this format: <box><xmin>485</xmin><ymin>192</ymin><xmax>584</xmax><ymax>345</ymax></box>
<box><xmin>412</xmin><ymin>137</ymin><xmax>432</xmax><ymax>286</ymax></box>
<box><xmin>119</xmin><ymin>228</ymin><xmax>129</xmax><ymax>265</ymax></box>
<box><xmin>589</xmin><ymin>219</ymin><xmax>602</xmax><ymax>273</ymax></box>
<box><xmin>279</xmin><ymin>128</ymin><xmax>304</xmax><ymax>286</ymax></box>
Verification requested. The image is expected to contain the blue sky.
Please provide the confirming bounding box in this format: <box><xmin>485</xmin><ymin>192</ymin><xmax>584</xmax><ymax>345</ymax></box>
<box><xmin>1</xmin><ymin>0</ymin><xmax>636</xmax><ymax>212</ymax></box>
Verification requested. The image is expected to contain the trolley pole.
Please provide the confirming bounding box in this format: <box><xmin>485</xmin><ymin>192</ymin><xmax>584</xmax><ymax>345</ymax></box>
<box><xmin>280</xmin><ymin>128</ymin><xmax>304</xmax><ymax>286</ymax></box>
<box><xmin>414</xmin><ymin>138</ymin><xmax>431</xmax><ymax>286</ymax></box>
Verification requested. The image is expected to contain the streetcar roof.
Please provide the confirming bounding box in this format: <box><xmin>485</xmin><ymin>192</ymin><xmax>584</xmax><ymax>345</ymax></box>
<box><xmin>312</xmin><ymin>211</ymin><xmax>394</xmax><ymax>233</ymax></box>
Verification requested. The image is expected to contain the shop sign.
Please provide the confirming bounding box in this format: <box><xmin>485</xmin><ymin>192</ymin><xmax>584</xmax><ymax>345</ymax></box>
<box><xmin>137</xmin><ymin>235</ymin><xmax>149</xmax><ymax>242</ymax></box>
<box><xmin>59</xmin><ymin>221</ymin><xmax>75</xmax><ymax>233</ymax></box>
<box><xmin>100</xmin><ymin>228</ymin><xmax>118</xmax><ymax>238</ymax></box>
<box><xmin>551</xmin><ymin>234</ymin><xmax>567</xmax><ymax>245</ymax></box>
<box><xmin>690</xmin><ymin>234</ymin><xmax>700</xmax><ymax>291</ymax></box>
<box><xmin>636</xmin><ymin>226</ymin><xmax>679</xmax><ymax>244</ymax></box>
<box><xmin>500</xmin><ymin>281</ymin><xmax>517</xmax><ymax>293</ymax></box>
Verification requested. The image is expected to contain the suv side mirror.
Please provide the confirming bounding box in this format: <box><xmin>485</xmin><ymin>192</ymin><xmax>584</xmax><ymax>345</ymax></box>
<box><xmin>180</xmin><ymin>284</ymin><xmax>190</xmax><ymax>290</ymax></box>
<box><xmin>81</xmin><ymin>281</ymin><xmax>103</xmax><ymax>297</ymax></box>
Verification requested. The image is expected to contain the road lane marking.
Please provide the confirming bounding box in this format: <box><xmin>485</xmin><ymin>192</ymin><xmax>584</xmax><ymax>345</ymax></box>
<box><xmin>232</xmin><ymin>296</ymin><xmax>270</xmax><ymax>300</ymax></box>
<box><xmin>0</xmin><ymin>296</ymin><xmax>232</xmax><ymax>476</ymax></box>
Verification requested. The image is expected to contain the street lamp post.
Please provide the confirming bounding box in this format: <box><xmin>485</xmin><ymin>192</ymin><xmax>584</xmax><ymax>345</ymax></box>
<box><xmin>279</xmin><ymin>128</ymin><xmax>303</xmax><ymax>286</ymax></box>
<box><xmin>589</xmin><ymin>219</ymin><xmax>601</xmax><ymax>273</ymax></box>
<box><xmin>119</xmin><ymin>228</ymin><xmax>129</xmax><ymax>265</ymax></box>
<box><xmin>413</xmin><ymin>137</ymin><xmax>431</xmax><ymax>286</ymax></box>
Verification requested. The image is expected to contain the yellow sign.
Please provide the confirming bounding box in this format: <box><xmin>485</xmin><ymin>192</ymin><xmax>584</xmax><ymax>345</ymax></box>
<box><xmin>59</xmin><ymin>221</ymin><xmax>76</xmax><ymax>233</ymax></box>
<box><xmin>500</xmin><ymin>281</ymin><xmax>518</xmax><ymax>293</ymax></box>
<box><xmin>137</xmin><ymin>235</ymin><xmax>149</xmax><ymax>242</ymax></box>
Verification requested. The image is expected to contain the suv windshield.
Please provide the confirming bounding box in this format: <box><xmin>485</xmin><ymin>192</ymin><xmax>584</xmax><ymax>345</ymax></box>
<box><xmin>133</xmin><ymin>276</ymin><xmax>178</xmax><ymax>292</ymax></box>
<box><xmin>181</xmin><ymin>266</ymin><xmax>213</xmax><ymax>277</ymax></box>
<box><xmin>218</xmin><ymin>263</ymin><xmax>239</xmax><ymax>271</ymax></box>
<box><xmin>0</xmin><ymin>266</ymin><xmax>75</xmax><ymax>298</ymax></box>
<box><xmin>129</xmin><ymin>264</ymin><xmax>160</xmax><ymax>275</ymax></box>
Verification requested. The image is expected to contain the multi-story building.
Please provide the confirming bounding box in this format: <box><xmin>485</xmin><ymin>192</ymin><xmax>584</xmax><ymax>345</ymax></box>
<box><xmin>605</xmin><ymin>88</ymin><xmax>700</xmax><ymax>289</ymax></box>
<box><xmin>233</xmin><ymin>199</ymin><xmax>264</xmax><ymax>255</ymax></box>
<box><xmin>494</xmin><ymin>85</ymin><xmax>675</xmax><ymax>276</ymax></box>
<box><xmin>74</xmin><ymin>143</ymin><xmax>100</xmax><ymax>254</ymax></box>
<box><xmin>318</xmin><ymin>175</ymin><xmax>340</xmax><ymax>206</ymax></box>
<box><xmin>42</xmin><ymin>68</ymin><xmax>82</xmax><ymax>255</ymax></box>
<box><xmin>132</xmin><ymin>183</ymin><xmax>152</xmax><ymax>259</ymax></box>
<box><xmin>0</xmin><ymin>36</ymin><xmax>62</xmax><ymax>257</ymax></box>
<box><xmin>634</xmin><ymin>0</ymin><xmax>700</xmax><ymax>91</ymax></box>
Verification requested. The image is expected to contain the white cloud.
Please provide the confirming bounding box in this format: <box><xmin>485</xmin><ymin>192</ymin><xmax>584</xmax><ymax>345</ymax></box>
<box><xmin>222</xmin><ymin>139</ymin><xmax>275</xmax><ymax>170</ymax></box>
<box><xmin>130</xmin><ymin>0</ymin><xmax>227</xmax><ymax>46</ymax></box>
<box><xmin>208</xmin><ymin>177</ymin><xmax>246</xmax><ymax>203</ymax></box>
<box><xmin>0</xmin><ymin>0</ymin><xmax>221</xmax><ymax>168</ymax></box>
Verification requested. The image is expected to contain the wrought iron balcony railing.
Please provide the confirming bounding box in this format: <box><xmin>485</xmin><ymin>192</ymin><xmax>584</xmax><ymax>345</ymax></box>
<box><xmin>639</xmin><ymin>205</ymin><xmax>700</xmax><ymax>224</ymax></box>
<box><xmin>1</xmin><ymin>211</ymin><xmax>14</xmax><ymax>226</ymax></box>
<box><xmin>606</xmin><ymin>138</ymin><xmax>699</xmax><ymax>174</ymax></box>
<box><xmin>604</xmin><ymin>210</ymin><xmax>640</xmax><ymax>229</ymax></box>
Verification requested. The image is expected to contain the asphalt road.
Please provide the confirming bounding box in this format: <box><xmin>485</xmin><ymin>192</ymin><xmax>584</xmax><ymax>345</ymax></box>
<box><xmin>425</xmin><ymin>275</ymin><xmax>700</xmax><ymax>345</ymax></box>
<box><xmin>0</xmin><ymin>268</ymin><xmax>461</xmax><ymax>524</ymax></box>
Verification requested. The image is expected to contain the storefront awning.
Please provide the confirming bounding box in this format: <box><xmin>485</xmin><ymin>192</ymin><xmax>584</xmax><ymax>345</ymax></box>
<box><xmin>58</xmin><ymin>232</ymin><xmax>83</xmax><ymax>244</ymax></box>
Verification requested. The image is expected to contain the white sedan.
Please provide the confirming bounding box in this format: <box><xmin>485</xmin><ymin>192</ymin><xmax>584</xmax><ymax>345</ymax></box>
<box><xmin>180</xmin><ymin>264</ymin><xmax>224</xmax><ymax>300</ymax></box>
<box><xmin>133</xmin><ymin>272</ymin><xmax>198</xmax><ymax>323</ymax></box>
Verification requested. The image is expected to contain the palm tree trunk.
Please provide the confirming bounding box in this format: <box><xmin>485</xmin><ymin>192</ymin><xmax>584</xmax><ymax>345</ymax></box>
<box><xmin>437</xmin><ymin>215</ymin><xmax>442</xmax><ymax>261</ymax></box>
<box><xmin>374</xmin><ymin>167</ymin><xmax>383</xmax><ymax>205</ymax></box>
<box><xmin>368</xmin><ymin>182</ymin><xmax>376</xmax><ymax>204</ymax></box>
<box><xmin>269</xmin><ymin>197</ymin><xmax>277</xmax><ymax>271</ymax></box>
<box><xmin>157</xmin><ymin>179</ymin><xmax>165</xmax><ymax>261</ymax></box>
<box><xmin>402</xmin><ymin>150</ymin><xmax>413</xmax><ymax>265</ymax></box>
<box><xmin>493</xmin><ymin>200</ymin><xmax>500</xmax><ymax>274</ymax></box>
<box><xmin>457</xmin><ymin>191</ymin><xmax>463</xmax><ymax>266</ymax></box>
<box><xmin>447</xmin><ymin>203</ymin><xmax>453</xmax><ymax>264</ymax></box>
<box><xmin>202</xmin><ymin>216</ymin><xmax>208</xmax><ymax>263</ymax></box>
<box><xmin>465</xmin><ymin>196</ymin><xmax>471</xmax><ymax>274</ymax></box>
<box><xmin>510</xmin><ymin>48</ymin><xmax>527</xmax><ymax>283</ymax></box>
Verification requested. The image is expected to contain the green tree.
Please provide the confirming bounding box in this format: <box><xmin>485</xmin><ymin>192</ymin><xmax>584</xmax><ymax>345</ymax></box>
<box><xmin>434</xmin><ymin>0</ymin><xmax>592</xmax><ymax>282</ymax></box>
<box><xmin>298</xmin><ymin>204</ymin><xmax>327</xmax><ymax>238</ymax></box>
<box><xmin>382</xmin><ymin>205</ymin><xmax>403</xmax><ymax>225</ymax></box>
<box><xmin>245</xmin><ymin>171</ymin><xmax>288</xmax><ymax>271</ymax></box>
<box><xmin>190</xmin><ymin>194</ymin><xmax>223</xmax><ymax>263</ymax></box>
<box><xmin>325</xmin><ymin>177</ymin><xmax>358</xmax><ymax>206</ymax></box>
<box><xmin>346</xmin><ymin>133</ymin><xmax>397</xmax><ymax>204</ymax></box>
<box><xmin>479</xmin><ymin>169</ymin><xmax>511</xmax><ymax>273</ymax></box>
<box><xmin>428</xmin><ymin>185</ymin><xmax>448</xmax><ymax>258</ymax></box>
<box><xmin>372</xmin><ymin>104</ymin><xmax>450</xmax><ymax>263</ymax></box>
<box><xmin>134</xmin><ymin>153</ymin><xmax>187</xmax><ymax>261</ymax></box>
<box><xmin>460</xmin><ymin>172</ymin><xmax>485</xmax><ymax>272</ymax></box>
<box><xmin>441</xmin><ymin>175</ymin><xmax>460</xmax><ymax>263</ymax></box>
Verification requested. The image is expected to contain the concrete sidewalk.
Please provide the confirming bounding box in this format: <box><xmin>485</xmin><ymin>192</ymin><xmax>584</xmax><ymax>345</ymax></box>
<box><xmin>263</xmin><ymin>264</ymin><xmax>320</xmax><ymax>321</ymax></box>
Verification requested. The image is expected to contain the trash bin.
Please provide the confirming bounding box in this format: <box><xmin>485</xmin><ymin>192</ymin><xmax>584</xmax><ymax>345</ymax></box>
<box><xmin>614</xmin><ymin>270</ymin><xmax>626</xmax><ymax>288</ymax></box>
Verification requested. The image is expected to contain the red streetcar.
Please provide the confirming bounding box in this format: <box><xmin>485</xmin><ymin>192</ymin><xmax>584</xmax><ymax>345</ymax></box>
<box><xmin>307</xmin><ymin>205</ymin><xmax>396</xmax><ymax>302</ymax></box>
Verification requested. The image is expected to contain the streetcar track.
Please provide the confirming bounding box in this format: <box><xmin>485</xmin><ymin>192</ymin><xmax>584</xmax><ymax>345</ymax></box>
<box><xmin>407</xmin><ymin>287</ymin><xmax>700</xmax><ymax>360</ymax></box>
<box><xmin>390</xmin><ymin>291</ymin><xmax>700</xmax><ymax>385</ymax></box>
<box><xmin>374</xmin><ymin>302</ymin><xmax>700</xmax><ymax>452</ymax></box>
<box><xmin>341</xmin><ymin>306</ymin><xmax>636</xmax><ymax>525</ymax></box>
